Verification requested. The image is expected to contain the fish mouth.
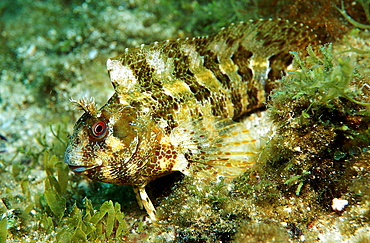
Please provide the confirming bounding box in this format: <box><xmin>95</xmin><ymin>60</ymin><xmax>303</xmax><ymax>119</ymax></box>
<box><xmin>64</xmin><ymin>150</ymin><xmax>94</xmax><ymax>173</ymax></box>
<box><xmin>68</xmin><ymin>165</ymin><xmax>93</xmax><ymax>173</ymax></box>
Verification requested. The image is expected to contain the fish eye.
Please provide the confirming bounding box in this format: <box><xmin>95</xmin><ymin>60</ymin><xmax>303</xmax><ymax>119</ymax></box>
<box><xmin>91</xmin><ymin>121</ymin><xmax>107</xmax><ymax>138</ymax></box>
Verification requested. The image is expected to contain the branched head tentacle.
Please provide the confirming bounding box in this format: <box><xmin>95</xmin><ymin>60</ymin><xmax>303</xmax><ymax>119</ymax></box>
<box><xmin>70</xmin><ymin>97</ymin><xmax>98</xmax><ymax>116</ymax></box>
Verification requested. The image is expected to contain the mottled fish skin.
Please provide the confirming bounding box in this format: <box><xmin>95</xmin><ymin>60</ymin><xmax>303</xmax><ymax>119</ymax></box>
<box><xmin>64</xmin><ymin>19</ymin><xmax>317</xmax><ymax>220</ymax></box>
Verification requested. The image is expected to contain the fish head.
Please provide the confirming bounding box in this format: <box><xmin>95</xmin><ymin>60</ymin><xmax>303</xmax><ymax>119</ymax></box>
<box><xmin>64</xmin><ymin>97</ymin><xmax>144</xmax><ymax>185</ymax></box>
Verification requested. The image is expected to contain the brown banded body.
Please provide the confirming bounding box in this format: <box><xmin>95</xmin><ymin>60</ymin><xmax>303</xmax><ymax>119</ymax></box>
<box><xmin>64</xmin><ymin>19</ymin><xmax>317</xmax><ymax>221</ymax></box>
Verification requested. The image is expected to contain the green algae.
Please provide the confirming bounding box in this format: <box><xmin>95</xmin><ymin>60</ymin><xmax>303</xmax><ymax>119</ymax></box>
<box><xmin>265</xmin><ymin>43</ymin><xmax>370</xmax><ymax>199</ymax></box>
<box><xmin>337</xmin><ymin>0</ymin><xmax>370</xmax><ymax>29</ymax></box>
<box><xmin>0</xmin><ymin>217</ymin><xmax>6</xmax><ymax>243</ymax></box>
<box><xmin>56</xmin><ymin>199</ymin><xmax>129</xmax><ymax>242</ymax></box>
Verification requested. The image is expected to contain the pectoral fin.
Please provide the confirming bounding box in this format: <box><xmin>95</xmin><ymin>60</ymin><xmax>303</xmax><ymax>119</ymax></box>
<box><xmin>171</xmin><ymin>117</ymin><xmax>258</xmax><ymax>179</ymax></box>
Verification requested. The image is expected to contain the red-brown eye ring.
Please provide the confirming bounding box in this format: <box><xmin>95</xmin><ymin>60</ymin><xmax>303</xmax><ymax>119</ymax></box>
<box><xmin>91</xmin><ymin>121</ymin><xmax>107</xmax><ymax>138</ymax></box>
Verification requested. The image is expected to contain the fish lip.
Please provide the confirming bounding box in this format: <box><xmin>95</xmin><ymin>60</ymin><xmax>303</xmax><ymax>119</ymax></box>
<box><xmin>68</xmin><ymin>165</ymin><xmax>93</xmax><ymax>173</ymax></box>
